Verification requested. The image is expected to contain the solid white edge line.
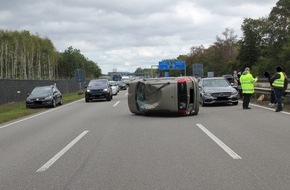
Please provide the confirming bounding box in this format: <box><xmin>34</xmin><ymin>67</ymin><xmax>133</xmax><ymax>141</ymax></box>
<box><xmin>36</xmin><ymin>130</ymin><xmax>89</xmax><ymax>173</ymax></box>
<box><xmin>113</xmin><ymin>101</ymin><xmax>120</xmax><ymax>107</ymax></box>
<box><xmin>249</xmin><ymin>103</ymin><xmax>290</xmax><ymax>115</ymax></box>
<box><xmin>0</xmin><ymin>99</ymin><xmax>84</xmax><ymax>130</ymax></box>
<box><xmin>196</xmin><ymin>124</ymin><xmax>242</xmax><ymax>160</ymax></box>
<box><xmin>239</xmin><ymin>100</ymin><xmax>290</xmax><ymax>115</ymax></box>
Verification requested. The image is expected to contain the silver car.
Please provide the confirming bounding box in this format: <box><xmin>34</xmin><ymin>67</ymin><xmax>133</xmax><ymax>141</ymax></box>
<box><xmin>109</xmin><ymin>81</ymin><xmax>120</xmax><ymax>95</ymax></box>
<box><xmin>199</xmin><ymin>77</ymin><xmax>239</xmax><ymax>106</ymax></box>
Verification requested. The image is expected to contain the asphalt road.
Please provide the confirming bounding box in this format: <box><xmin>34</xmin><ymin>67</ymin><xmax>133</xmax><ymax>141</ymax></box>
<box><xmin>0</xmin><ymin>90</ymin><xmax>289</xmax><ymax>190</ymax></box>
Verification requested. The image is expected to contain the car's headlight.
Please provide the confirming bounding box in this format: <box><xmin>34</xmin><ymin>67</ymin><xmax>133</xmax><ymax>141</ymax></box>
<box><xmin>103</xmin><ymin>88</ymin><xmax>108</xmax><ymax>92</ymax></box>
<box><xmin>45</xmin><ymin>96</ymin><xmax>52</xmax><ymax>100</ymax></box>
<box><xmin>231</xmin><ymin>89</ymin><xmax>238</xmax><ymax>95</ymax></box>
<box><xmin>86</xmin><ymin>89</ymin><xmax>91</xmax><ymax>92</ymax></box>
<box><xmin>203</xmin><ymin>91</ymin><xmax>211</xmax><ymax>96</ymax></box>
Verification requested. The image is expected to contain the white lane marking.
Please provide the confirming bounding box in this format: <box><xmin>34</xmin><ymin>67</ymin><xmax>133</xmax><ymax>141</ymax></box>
<box><xmin>0</xmin><ymin>99</ymin><xmax>84</xmax><ymax>130</ymax></box>
<box><xmin>249</xmin><ymin>103</ymin><xmax>290</xmax><ymax>115</ymax></box>
<box><xmin>239</xmin><ymin>100</ymin><xmax>290</xmax><ymax>115</ymax></box>
<box><xmin>36</xmin><ymin>130</ymin><xmax>89</xmax><ymax>172</ymax></box>
<box><xmin>0</xmin><ymin>109</ymin><xmax>56</xmax><ymax>130</ymax></box>
<box><xmin>196</xmin><ymin>124</ymin><xmax>242</xmax><ymax>160</ymax></box>
<box><xmin>113</xmin><ymin>101</ymin><xmax>120</xmax><ymax>107</ymax></box>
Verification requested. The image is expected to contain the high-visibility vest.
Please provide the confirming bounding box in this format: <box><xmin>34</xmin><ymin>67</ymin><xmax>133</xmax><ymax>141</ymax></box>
<box><xmin>272</xmin><ymin>72</ymin><xmax>284</xmax><ymax>88</ymax></box>
<box><xmin>240</xmin><ymin>73</ymin><xmax>255</xmax><ymax>94</ymax></box>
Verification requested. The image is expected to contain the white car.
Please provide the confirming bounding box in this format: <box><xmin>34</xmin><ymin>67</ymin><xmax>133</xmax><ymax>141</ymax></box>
<box><xmin>109</xmin><ymin>81</ymin><xmax>120</xmax><ymax>95</ymax></box>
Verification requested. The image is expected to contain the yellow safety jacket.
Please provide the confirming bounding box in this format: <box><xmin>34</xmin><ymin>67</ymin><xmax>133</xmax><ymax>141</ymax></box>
<box><xmin>272</xmin><ymin>72</ymin><xmax>285</xmax><ymax>88</ymax></box>
<box><xmin>240</xmin><ymin>72</ymin><xmax>257</xmax><ymax>94</ymax></box>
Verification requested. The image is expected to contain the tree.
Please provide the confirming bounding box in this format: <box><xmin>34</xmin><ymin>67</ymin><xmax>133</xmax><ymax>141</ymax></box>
<box><xmin>237</xmin><ymin>18</ymin><xmax>264</xmax><ymax>71</ymax></box>
<box><xmin>0</xmin><ymin>30</ymin><xmax>58</xmax><ymax>79</ymax></box>
<box><xmin>268</xmin><ymin>0</ymin><xmax>290</xmax><ymax>74</ymax></box>
<box><xmin>58</xmin><ymin>46</ymin><xmax>101</xmax><ymax>79</ymax></box>
<box><xmin>0</xmin><ymin>30</ymin><xmax>102</xmax><ymax>80</ymax></box>
<box><xmin>187</xmin><ymin>29</ymin><xmax>239</xmax><ymax>76</ymax></box>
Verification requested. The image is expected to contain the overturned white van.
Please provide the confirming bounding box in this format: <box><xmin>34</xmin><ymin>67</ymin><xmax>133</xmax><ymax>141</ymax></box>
<box><xmin>128</xmin><ymin>77</ymin><xmax>199</xmax><ymax>116</ymax></box>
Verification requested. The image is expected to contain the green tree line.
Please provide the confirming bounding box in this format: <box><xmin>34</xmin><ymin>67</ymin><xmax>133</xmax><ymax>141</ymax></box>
<box><xmin>136</xmin><ymin>0</ymin><xmax>290</xmax><ymax>77</ymax></box>
<box><xmin>0</xmin><ymin>30</ymin><xmax>101</xmax><ymax>80</ymax></box>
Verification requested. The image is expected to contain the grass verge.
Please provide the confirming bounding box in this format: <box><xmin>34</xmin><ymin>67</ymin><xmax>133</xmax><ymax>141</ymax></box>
<box><xmin>0</xmin><ymin>93</ymin><xmax>84</xmax><ymax>124</ymax></box>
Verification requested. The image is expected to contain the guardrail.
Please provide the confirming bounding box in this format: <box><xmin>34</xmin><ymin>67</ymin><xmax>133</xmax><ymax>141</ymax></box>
<box><xmin>255</xmin><ymin>77</ymin><xmax>290</xmax><ymax>83</ymax></box>
<box><xmin>255</xmin><ymin>87</ymin><xmax>290</xmax><ymax>98</ymax></box>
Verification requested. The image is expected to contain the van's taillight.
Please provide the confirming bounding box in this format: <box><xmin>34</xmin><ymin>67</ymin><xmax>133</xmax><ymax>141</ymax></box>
<box><xmin>177</xmin><ymin>77</ymin><xmax>190</xmax><ymax>84</ymax></box>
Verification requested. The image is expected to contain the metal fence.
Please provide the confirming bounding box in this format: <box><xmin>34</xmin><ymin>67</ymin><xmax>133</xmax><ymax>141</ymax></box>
<box><xmin>0</xmin><ymin>79</ymin><xmax>82</xmax><ymax>105</ymax></box>
<box><xmin>255</xmin><ymin>87</ymin><xmax>290</xmax><ymax>97</ymax></box>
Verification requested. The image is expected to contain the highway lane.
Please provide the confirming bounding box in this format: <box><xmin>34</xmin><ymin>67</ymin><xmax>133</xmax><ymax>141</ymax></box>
<box><xmin>194</xmin><ymin>104</ymin><xmax>290</xmax><ymax>189</ymax></box>
<box><xmin>0</xmin><ymin>90</ymin><xmax>289</xmax><ymax>189</ymax></box>
<box><xmin>0</xmin><ymin>95</ymin><xmax>122</xmax><ymax>189</ymax></box>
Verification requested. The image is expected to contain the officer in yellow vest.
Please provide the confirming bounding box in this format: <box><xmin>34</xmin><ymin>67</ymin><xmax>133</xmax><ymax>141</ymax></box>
<box><xmin>240</xmin><ymin>67</ymin><xmax>258</xmax><ymax>109</ymax></box>
<box><xmin>270</xmin><ymin>66</ymin><xmax>285</xmax><ymax>112</ymax></box>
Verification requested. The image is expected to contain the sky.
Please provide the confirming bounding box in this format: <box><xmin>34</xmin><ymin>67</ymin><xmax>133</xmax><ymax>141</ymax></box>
<box><xmin>0</xmin><ymin>0</ymin><xmax>278</xmax><ymax>74</ymax></box>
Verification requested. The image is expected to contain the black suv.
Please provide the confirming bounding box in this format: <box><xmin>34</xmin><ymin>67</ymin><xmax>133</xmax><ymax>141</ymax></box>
<box><xmin>85</xmin><ymin>79</ymin><xmax>112</xmax><ymax>102</ymax></box>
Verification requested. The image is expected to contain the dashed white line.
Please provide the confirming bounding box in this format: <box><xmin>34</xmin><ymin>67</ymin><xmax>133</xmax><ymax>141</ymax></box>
<box><xmin>196</xmin><ymin>123</ymin><xmax>242</xmax><ymax>160</ymax></box>
<box><xmin>113</xmin><ymin>101</ymin><xmax>120</xmax><ymax>107</ymax></box>
<box><xmin>36</xmin><ymin>130</ymin><xmax>89</xmax><ymax>172</ymax></box>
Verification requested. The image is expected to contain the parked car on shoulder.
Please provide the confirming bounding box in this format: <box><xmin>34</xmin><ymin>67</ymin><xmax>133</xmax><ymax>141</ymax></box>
<box><xmin>26</xmin><ymin>85</ymin><xmax>62</xmax><ymax>108</ymax></box>
<box><xmin>85</xmin><ymin>79</ymin><xmax>112</xmax><ymax>102</ymax></box>
<box><xmin>128</xmin><ymin>77</ymin><xmax>199</xmax><ymax>116</ymax></box>
<box><xmin>199</xmin><ymin>77</ymin><xmax>238</xmax><ymax>106</ymax></box>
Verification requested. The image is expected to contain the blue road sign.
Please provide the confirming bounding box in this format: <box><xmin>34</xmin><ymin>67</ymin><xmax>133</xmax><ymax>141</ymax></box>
<box><xmin>158</xmin><ymin>61</ymin><xmax>170</xmax><ymax>70</ymax></box>
<box><xmin>172</xmin><ymin>61</ymin><xmax>185</xmax><ymax>70</ymax></box>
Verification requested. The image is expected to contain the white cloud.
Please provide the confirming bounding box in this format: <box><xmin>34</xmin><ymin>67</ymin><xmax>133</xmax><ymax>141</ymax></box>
<box><xmin>0</xmin><ymin>0</ymin><xmax>278</xmax><ymax>74</ymax></box>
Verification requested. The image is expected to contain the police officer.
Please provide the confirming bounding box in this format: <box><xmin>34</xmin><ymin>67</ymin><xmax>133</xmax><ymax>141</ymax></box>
<box><xmin>240</xmin><ymin>67</ymin><xmax>258</xmax><ymax>109</ymax></box>
<box><xmin>270</xmin><ymin>66</ymin><xmax>285</xmax><ymax>112</ymax></box>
